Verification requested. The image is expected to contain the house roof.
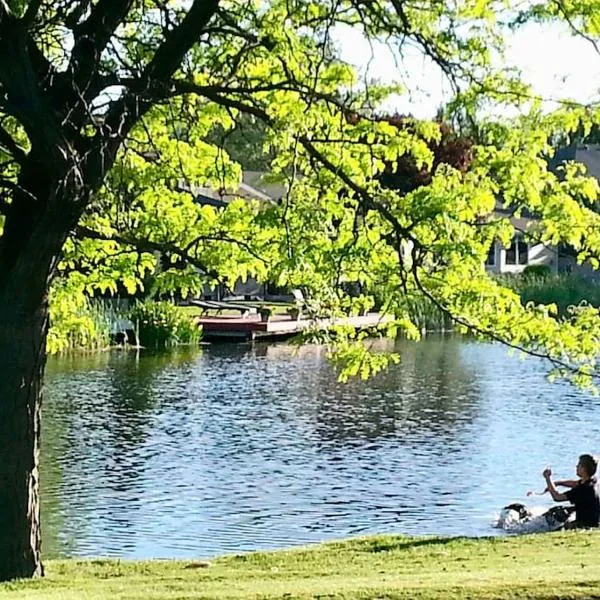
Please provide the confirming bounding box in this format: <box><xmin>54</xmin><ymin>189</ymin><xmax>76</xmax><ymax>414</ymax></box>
<box><xmin>173</xmin><ymin>171</ymin><xmax>287</xmax><ymax>208</ymax></box>
<box><xmin>193</xmin><ymin>171</ymin><xmax>288</xmax><ymax>208</ymax></box>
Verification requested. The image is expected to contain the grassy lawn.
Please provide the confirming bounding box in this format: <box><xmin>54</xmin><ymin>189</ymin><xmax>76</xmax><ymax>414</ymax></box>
<box><xmin>3</xmin><ymin>532</ymin><xmax>600</xmax><ymax>599</ymax></box>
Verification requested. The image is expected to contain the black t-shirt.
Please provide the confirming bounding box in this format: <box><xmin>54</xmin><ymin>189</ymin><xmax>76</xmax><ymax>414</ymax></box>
<box><xmin>565</xmin><ymin>479</ymin><xmax>600</xmax><ymax>527</ymax></box>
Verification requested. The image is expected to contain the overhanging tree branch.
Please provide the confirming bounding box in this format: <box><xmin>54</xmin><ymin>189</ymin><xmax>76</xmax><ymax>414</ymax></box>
<box><xmin>409</xmin><ymin>253</ymin><xmax>599</xmax><ymax>381</ymax></box>
<box><xmin>552</xmin><ymin>0</ymin><xmax>600</xmax><ymax>57</ymax></box>
<box><xmin>75</xmin><ymin>225</ymin><xmax>221</xmax><ymax>279</ymax></box>
<box><xmin>87</xmin><ymin>0</ymin><xmax>220</xmax><ymax>189</ymax></box>
<box><xmin>69</xmin><ymin>0</ymin><xmax>136</xmax><ymax>87</ymax></box>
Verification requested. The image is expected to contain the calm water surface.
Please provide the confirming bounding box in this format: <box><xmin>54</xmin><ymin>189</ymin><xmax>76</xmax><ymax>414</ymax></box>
<box><xmin>41</xmin><ymin>337</ymin><xmax>600</xmax><ymax>559</ymax></box>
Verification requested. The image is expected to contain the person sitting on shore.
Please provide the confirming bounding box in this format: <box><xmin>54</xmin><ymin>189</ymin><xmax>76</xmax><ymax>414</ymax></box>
<box><xmin>542</xmin><ymin>454</ymin><xmax>600</xmax><ymax>529</ymax></box>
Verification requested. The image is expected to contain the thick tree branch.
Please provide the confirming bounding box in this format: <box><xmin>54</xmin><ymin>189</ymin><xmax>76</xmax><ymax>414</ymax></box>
<box><xmin>75</xmin><ymin>225</ymin><xmax>220</xmax><ymax>279</ymax></box>
<box><xmin>64</xmin><ymin>0</ymin><xmax>93</xmax><ymax>30</ymax></box>
<box><xmin>69</xmin><ymin>0</ymin><xmax>136</xmax><ymax>87</ymax></box>
<box><xmin>86</xmin><ymin>0</ymin><xmax>220</xmax><ymax>190</ymax></box>
<box><xmin>0</xmin><ymin>1</ymin><xmax>13</xmax><ymax>21</ymax></box>
<box><xmin>144</xmin><ymin>0</ymin><xmax>220</xmax><ymax>82</ymax></box>
<box><xmin>0</xmin><ymin>20</ymin><xmax>68</xmax><ymax>166</ymax></box>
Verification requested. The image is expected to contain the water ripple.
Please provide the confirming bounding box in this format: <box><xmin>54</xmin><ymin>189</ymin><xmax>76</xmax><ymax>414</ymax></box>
<box><xmin>41</xmin><ymin>338</ymin><xmax>599</xmax><ymax>559</ymax></box>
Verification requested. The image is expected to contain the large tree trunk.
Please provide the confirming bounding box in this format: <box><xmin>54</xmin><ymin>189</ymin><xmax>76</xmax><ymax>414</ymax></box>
<box><xmin>0</xmin><ymin>288</ymin><xmax>48</xmax><ymax>580</ymax></box>
<box><xmin>0</xmin><ymin>171</ymin><xmax>75</xmax><ymax>581</ymax></box>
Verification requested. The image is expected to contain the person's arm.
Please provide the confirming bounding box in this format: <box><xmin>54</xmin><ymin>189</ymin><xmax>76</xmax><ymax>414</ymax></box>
<box><xmin>543</xmin><ymin>468</ymin><xmax>568</xmax><ymax>502</ymax></box>
<box><xmin>555</xmin><ymin>479</ymin><xmax>579</xmax><ymax>488</ymax></box>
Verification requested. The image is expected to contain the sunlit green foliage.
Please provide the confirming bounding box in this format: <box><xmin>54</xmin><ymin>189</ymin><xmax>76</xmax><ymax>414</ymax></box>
<box><xmin>47</xmin><ymin>283</ymin><xmax>112</xmax><ymax>354</ymax></box>
<box><xmin>129</xmin><ymin>300</ymin><xmax>202</xmax><ymax>348</ymax></box>
<box><xmin>3</xmin><ymin>0</ymin><xmax>600</xmax><ymax>386</ymax></box>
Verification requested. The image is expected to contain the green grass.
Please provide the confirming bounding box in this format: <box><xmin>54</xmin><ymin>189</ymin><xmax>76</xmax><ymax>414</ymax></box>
<box><xmin>3</xmin><ymin>532</ymin><xmax>600</xmax><ymax>599</ymax></box>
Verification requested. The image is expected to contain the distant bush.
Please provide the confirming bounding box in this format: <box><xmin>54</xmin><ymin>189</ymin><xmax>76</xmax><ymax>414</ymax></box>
<box><xmin>522</xmin><ymin>265</ymin><xmax>552</xmax><ymax>279</ymax></box>
<box><xmin>129</xmin><ymin>301</ymin><xmax>202</xmax><ymax>348</ymax></box>
<box><xmin>498</xmin><ymin>273</ymin><xmax>600</xmax><ymax>316</ymax></box>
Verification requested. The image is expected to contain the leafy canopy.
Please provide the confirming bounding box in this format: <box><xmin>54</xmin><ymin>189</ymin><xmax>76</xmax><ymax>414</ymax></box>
<box><xmin>1</xmin><ymin>0</ymin><xmax>600</xmax><ymax>385</ymax></box>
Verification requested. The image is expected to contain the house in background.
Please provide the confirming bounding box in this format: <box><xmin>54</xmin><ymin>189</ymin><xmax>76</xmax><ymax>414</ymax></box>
<box><xmin>189</xmin><ymin>171</ymin><xmax>290</xmax><ymax>300</ymax></box>
<box><xmin>485</xmin><ymin>144</ymin><xmax>600</xmax><ymax>278</ymax></box>
<box><xmin>189</xmin><ymin>154</ymin><xmax>600</xmax><ymax>292</ymax></box>
<box><xmin>550</xmin><ymin>144</ymin><xmax>600</xmax><ymax>280</ymax></box>
<box><xmin>192</xmin><ymin>170</ymin><xmax>287</xmax><ymax>208</ymax></box>
<box><xmin>484</xmin><ymin>209</ymin><xmax>559</xmax><ymax>275</ymax></box>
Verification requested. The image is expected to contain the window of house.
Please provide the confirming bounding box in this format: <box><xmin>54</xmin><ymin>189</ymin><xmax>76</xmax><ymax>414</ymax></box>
<box><xmin>485</xmin><ymin>243</ymin><xmax>496</xmax><ymax>266</ymax></box>
<box><xmin>517</xmin><ymin>236</ymin><xmax>528</xmax><ymax>265</ymax></box>
<box><xmin>505</xmin><ymin>234</ymin><xmax>528</xmax><ymax>265</ymax></box>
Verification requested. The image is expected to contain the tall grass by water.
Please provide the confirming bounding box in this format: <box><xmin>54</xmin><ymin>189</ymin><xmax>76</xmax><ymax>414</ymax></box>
<box><xmin>401</xmin><ymin>293</ymin><xmax>452</xmax><ymax>333</ymax></box>
<box><xmin>47</xmin><ymin>298</ymin><xmax>114</xmax><ymax>354</ymax></box>
<box><xmin>397</xmin><ymin>274</ymin><xmax>600</xmax><ymax>334</ymax></box>
<box><xmin>129</xmin><ymin>300</ymin><xmax>202</xmax><ymax>348</ymax></box>
<box><xmin>499</xmin><ymin>273</ymin><xmax>600</xmax><ymax>316</ymax></box>
<box><xmin>48</xmin><ymin>298</ymin><xmax>202</xmax><ymax>353</ymax></box>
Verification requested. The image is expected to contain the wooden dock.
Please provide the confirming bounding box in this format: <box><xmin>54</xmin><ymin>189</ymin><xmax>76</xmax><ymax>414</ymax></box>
<box><xmin>196</xmin><ymin>313</ymin><xmax>392</xmax><ymax>342</ymax></box>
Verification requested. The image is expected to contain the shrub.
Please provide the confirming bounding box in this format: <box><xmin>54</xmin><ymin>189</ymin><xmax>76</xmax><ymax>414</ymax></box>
<box><xmin>522</xmin><ymin>264</ymin><xmax>552</xmax><ymax>279</ymax></box>
<box><xmin>498</xmin><ymin>273</ymin><xmax>600</xmax><ymax>316</ymax></box>
<box><xmin>129</xmin><ymin>301</ymin><xmax>202</xmax><ymax>348</ymax></box>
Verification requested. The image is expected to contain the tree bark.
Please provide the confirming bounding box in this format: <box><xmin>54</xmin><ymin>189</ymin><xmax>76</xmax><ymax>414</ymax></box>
<box><xmin>0</xmin><ymin>294</ymin><xmax>48</xmax><ymax>580</ymax></box>
<box><xmin>0</xmin><ymin>173</ymin><xmax>74</xmax><ymax>581</ymax></box>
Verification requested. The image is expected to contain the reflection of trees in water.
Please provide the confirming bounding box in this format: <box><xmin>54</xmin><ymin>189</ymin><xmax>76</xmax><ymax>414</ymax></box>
<box><xmin>40</xmin><ymin>394</ymin><xmax>73</xmax><ymax>558</ymax></box>
<box><xmin>42</xmin><ymin>349</ymin><xmax>200</xmax><ymax>556</ymax></box>
<box><xmin>41</xmin><ymin>339</ymin><xmax>483</xmax><ymax>556</ymax></box>
<box><xmin>288</xmin><ymin>336</ymin><xmax>483</xmax><ymax>449</ymax></box>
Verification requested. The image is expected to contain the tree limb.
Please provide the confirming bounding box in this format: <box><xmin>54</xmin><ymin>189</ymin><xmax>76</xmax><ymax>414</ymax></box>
<box><xmin>409</xmin><ymin>252</ymin><xmax>599</xmax><ymax>381</ymax></box>
<box><xmin>86</xmin><ymin>0</ymin><xmax>220</xmax><ymax>189</ymax></box>
<box><xmin>69</xmin><ymin>0</ymin><xmax>136</xmax><ymax>84</ymax></box>
<box><xmin>75</xmin><ymin>225</ymin><xmax>221</xmax><ymax>279</ymax></box>
<box><xmin>144</xmin><ymin>0</ymin><xmax>220</xmax><ymax>82</ymax></box>
<box><xmin>552</xmin><ymin>0</ymin><xmax>600</xmax><ymax>57</ymax></box>
<box><xmin>0</xmin><ymin>1</ymin><xmax>13</xmax><ymax>21</ymax></box>
<box><xmin>22</xmin><ymin>0</ymin><xmax>44</xmax><ymax>28</ymax></box>
<box><xmin>0</xmin><ymin>123</ymin><xmax>26</xmax><ymax>162</ymax></box>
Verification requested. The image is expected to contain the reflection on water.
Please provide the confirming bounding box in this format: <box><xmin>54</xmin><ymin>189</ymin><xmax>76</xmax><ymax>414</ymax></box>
<box><xmin>41</xmin><ymin>337</ymin><xmax>600</xmax><ymax>559</ymax></box>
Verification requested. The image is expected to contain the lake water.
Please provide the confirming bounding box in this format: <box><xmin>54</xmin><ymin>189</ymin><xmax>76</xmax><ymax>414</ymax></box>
<box><xmin>41</xmin><ymin>336</ymin><xmax>600</xmax><ymax>559</ymax></box>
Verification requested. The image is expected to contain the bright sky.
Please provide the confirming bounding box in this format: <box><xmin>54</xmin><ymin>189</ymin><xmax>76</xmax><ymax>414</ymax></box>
<box><xmin>336</xmin><ymin>22</ymin><xmax>600</xmax><ymax>119</ymax></box>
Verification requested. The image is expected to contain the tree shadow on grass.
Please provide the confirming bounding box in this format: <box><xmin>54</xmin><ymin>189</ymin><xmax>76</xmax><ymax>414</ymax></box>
<box><xmin>341</xmin><ymin>534</ymin><xmax>490</xmax><ymax>554</ymax></box>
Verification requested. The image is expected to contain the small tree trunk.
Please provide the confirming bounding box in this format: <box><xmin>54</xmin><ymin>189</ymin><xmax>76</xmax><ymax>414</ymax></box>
<box><xmin>0</xmin><ymin>295</ymin><xmax>48</xmax><ymax>580</ymax></box>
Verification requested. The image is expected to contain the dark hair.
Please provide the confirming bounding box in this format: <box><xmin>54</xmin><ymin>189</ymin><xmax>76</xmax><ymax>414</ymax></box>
<box><xmin>579</xmin><ymin>454</ymin><xmax>598</xmax><ymax>477</ymax></box>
